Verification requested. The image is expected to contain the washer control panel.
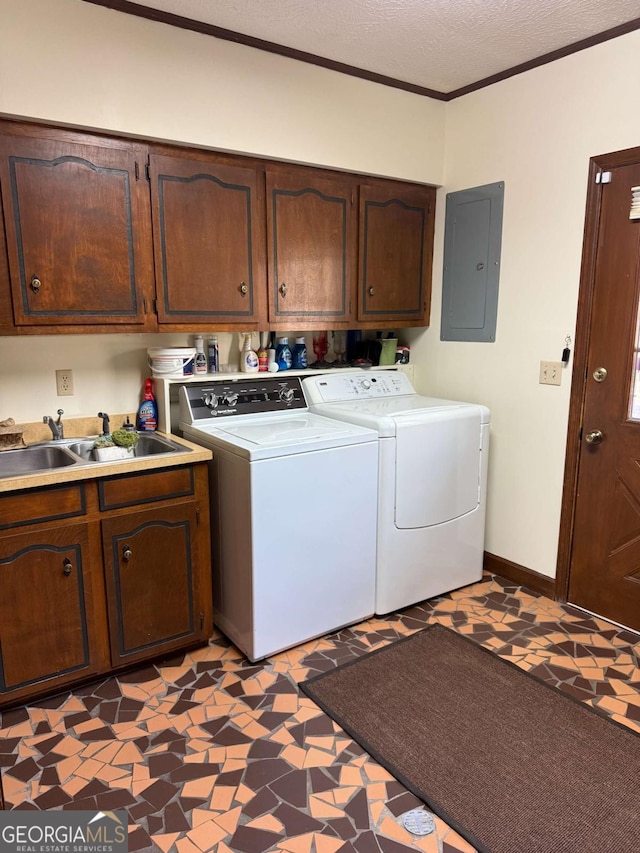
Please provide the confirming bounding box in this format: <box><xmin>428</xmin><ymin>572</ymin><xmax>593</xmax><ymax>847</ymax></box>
<box><xmin>180</xmin><ymin>377</ymin><xmax>307</xmax><ymax>422</ymax></box>
<box><xmin>303</xmin><ymin>371</ymin><xmax>414</xmax><ymax>404</ymax></box>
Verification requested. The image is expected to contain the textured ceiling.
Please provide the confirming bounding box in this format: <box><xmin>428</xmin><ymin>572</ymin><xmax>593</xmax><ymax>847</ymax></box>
<box><xmin>127</xmin><ymin>0</ymin><xmax>640</xmax><ymax>93</ymax></box>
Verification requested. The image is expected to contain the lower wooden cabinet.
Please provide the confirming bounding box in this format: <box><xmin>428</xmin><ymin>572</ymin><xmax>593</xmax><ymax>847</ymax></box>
<box><xmin>0</xmin><ymin>463</ymin><xmax>212</xmax><ymax>708</ymax></box>
<box><xmin>0</xmin><ymin>521</ymin><xmax>108</xmax><ymax>703</ymax></box>
<box><xmin>103</xmin><ymin>502</ymin><xmax>204</xmax><ymax>666</ymax></box>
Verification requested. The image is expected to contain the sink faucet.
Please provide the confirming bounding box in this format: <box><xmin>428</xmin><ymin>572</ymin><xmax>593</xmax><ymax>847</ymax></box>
<box><xmin>43</xmin><ymin>409</ymin><xmax>64</xmax><ymax>440</ymax></box>
<box><xmin>98</xmin><ymin>412</ymin><xmax>110</xmax><ymax>436</ymax></box>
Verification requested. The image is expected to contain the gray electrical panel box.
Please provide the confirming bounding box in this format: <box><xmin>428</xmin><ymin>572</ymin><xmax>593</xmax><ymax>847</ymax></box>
<box><xmin>441</xmin><ymin>181</ymin><xmax>504</xmax><ymax>342</ymax></box>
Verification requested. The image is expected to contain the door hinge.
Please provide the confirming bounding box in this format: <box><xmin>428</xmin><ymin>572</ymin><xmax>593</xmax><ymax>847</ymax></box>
<box><xmin>595</xmin><ymin>171</ymin><xmax>612</xmax><ymax>184</ymax></box>
<box><xmin>145</xmin><ymin>159</ymin><xmax>150</xmax><ymax>182</ymax></box>
<box><xmin>143</xmin><ymin>297</ymin><xmax>148</xmax><ymax>313</ymax></box>
<box><xmin>153</xmin><ymin>297</ymin><xmax>158</xmax><ymax>314</ymax></box>
<box><xmin>200</xmin><ymin>611</ymin><xmax>204</xmax><ymax>630</ymax></box>
<box><xmin>135</xmin><ymin>161</ymin><xmax>140</xmax><ymax>181</ymax></box>
<box><xmin>196</xmin><ymin>506</ymin><xmax>200</xmax><ymax>524</ymax></box>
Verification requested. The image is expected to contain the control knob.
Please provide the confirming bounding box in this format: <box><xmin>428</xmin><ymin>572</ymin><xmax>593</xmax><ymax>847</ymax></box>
<box><xmin>204</xmin><ymin>393</ymin><xmax>219</xmax><ymax>409</ymax></box>
<box><xmin>224</xmin><ymin>392</ymin><xmax>239</xmax><ymax>406</ymax></box>
<box><xmin>279</xmin><ymin>387</ymin><xmax>295</xmax><ymax>403</ymax></box>
<box><xmin>360</xmin><ymin>379</ymin><xmax>371</xmax><ymax>390</ymax></box>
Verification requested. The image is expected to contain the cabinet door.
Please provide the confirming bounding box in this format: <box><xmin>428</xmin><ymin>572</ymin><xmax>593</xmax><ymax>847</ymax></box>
<box><xmin>0</xmin><ymin>522</ymin><xmax>107</xmax><ymax>703</ymax></box>
<box><xmin>358</xmin><ymin>183</ymin><xmax>436</xmax><ymax>324</ymax></box>
<box><xmin>149</xmin><ymin>151</ymin><xmax>267</xmax><ymax>327</ymax></box>
<box><xmin>102</xmin><ymin>502</ymin><xmax>207</xmax><ymax>666</ymax></box>
<box><xmin>266</xmin><ymin>170</ymin><xmax>356</xmax><ymax>326</ymax></box>
<box><xmin>0</xmin><ymin>128</ymin><xmax>155</xmax><ymax>327</ymax></box>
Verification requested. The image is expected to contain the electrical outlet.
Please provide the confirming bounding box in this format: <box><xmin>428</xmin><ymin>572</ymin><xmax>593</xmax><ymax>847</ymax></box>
<box><xmin>539</xmin><ymin>361</ymin><xmax>562</xmax><ymax>386</ymax></box>
<box><xmin>55</xmin><ymin>369</ymin><xmax>74</xmax><ymax>396</ymax></box>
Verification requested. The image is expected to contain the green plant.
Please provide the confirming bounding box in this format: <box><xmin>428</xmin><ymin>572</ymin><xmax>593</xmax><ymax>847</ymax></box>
<box><xmin>111</xmin><ymin>428</ymin><xmax>139</xmax><ymax>448</ymax></box>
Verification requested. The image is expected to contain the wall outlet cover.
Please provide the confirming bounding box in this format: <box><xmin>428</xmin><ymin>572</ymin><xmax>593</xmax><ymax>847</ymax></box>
<box><xmin>55</xmin><ymin>369</ymin><xmax>74</xmax><ymax>396</ymax></box>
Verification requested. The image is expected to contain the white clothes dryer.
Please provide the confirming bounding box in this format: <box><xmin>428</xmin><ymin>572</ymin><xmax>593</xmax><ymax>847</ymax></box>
<box><xmin>303</xmin><ymin>371</ymin><xmax>490</xmax><ymax>614</ymax></box>
<box><xmin>179</xmin><ymin>376</ymin><xmax>378</xmax><ymax>661</ymax></box>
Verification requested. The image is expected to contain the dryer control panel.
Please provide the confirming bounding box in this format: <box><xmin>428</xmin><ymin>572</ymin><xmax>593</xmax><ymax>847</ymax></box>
<box><xmin>303</xmin><ymin>371</ymin><xmax>415</xmax><ymax>404</ymax></box>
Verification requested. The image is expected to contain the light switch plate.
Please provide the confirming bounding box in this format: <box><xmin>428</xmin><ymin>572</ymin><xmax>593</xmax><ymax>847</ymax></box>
<box><xmin>539</xmin><ymin>361</ymin><xmax>562</xmax><ymax>386</ymax></box>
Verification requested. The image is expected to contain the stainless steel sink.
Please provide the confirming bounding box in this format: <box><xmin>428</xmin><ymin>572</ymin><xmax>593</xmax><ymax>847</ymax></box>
<box><xmin>67</xmin><ymin>433</ymin><xmax>190</xmax><ymax>461</ymax></box>
<box><xmin>0</xmin><ymin>433</ymin><xmax>191</xmax><ymax>479</ymax></box>
<box><xmin>0</xmin><ymin>445</ymin><xmax>79</xmax><ymax>478</ymax></box>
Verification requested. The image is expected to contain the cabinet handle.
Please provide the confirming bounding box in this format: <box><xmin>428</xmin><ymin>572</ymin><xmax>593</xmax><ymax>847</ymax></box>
<box><xmin>279</xmin><ymin>282</ymin><xmax>287</xmax><ymax>298</ymax></box>
<box><xmin>239</xmin><ymin>281</ymin><xmax>248</xmax><ymax>296</ymax></box>
<box><xmin>31</xmin><ymin>275</ymin><xmax>42</xmax><ymax>294</ymax></box>
<box><xmin>63</xmin><ymin>558</ymin><xmax>72</xmax><ymax>576</ymax></box>
<box><xmin>122</xmin><ymin>545</ymin><xmax>132</xmax><ymax>562</ymax></box>
<box><xmin>368</xmin><ymin>286</ymin><xmax>375</xmax><ymax>297</ymax></box>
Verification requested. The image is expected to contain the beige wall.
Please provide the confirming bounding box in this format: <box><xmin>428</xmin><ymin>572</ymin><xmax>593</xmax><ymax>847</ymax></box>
<box><xmin>409</xmin><ymin>29</ymin><xmax>640</xmax><ymax>577</ymax></box>
<box><xmin>0</xmin><ymin>0</ymin><xmax>444</xmax><ymax>422</ymax></box>
<box><xmin>0</xmin><ymin>0</ymin><xmax>445</xmax><ymax>180</ymax></box>
<box><xmin>1</xmin><ymin>0</ymin><xmax>639</xmax><ymax>580</ymax></box>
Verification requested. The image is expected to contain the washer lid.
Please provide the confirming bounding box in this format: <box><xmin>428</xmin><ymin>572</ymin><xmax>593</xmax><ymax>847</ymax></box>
<box><xmin>192</xmin><ymin>412</ymin><xmax>377</xmax><ymax>459</ymax></box>
<box><xmin>308</xmin><ymin>396</ymin><xmax>488</xmax><ymax>437</ymax></box>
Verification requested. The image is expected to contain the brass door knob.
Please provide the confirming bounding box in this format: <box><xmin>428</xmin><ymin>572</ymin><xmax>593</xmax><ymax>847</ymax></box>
<box><xmin>585</xmin><ymin>429</ymin><xmax>604</xmax><ymax>444</ymax></box>
<box><xmin>593</xmin><ymin>367</ymin><xmax>608</xmax><ymax>382</ymax></box>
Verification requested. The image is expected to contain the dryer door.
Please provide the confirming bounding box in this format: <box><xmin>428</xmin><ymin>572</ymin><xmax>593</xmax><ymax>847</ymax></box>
<box><xmin>394</xmin><ymin>408</ymin><xmax>481</xmax><ymax>528</ymax></box>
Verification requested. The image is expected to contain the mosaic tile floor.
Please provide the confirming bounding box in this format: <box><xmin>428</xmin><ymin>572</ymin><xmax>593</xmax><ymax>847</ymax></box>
<box><xmin>1</xmin><ymin>573</ymin><xmax>640</xmax><ymax>853</ymax></box>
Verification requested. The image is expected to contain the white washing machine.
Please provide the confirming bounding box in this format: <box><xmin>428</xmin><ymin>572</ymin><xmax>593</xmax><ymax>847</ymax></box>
<box><xmin>303</xmin><ymin>371</ymin><xmax>490</xmax><ymax>614</ymax></box>
<box><xmin>179</xmin><ymin>376</ymin><xmax>378</xmax><ymax>662</ymax></box>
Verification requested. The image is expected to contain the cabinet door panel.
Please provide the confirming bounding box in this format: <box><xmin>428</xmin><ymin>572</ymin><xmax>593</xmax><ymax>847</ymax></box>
<box><xmin>103</xmin><ymin>503</ymin><xmax>204</xmax><ymax>666</ymax></box>
<box><xmin>359</xmin><ymin>183</ymin><xmax>435</xmax><ymax>323</ymax></box>
<box><xmin>0</xmin><ymin>523</ymin><xmax>104</xmax><ymax>694</ymax></box>
<box><xmin>267</xmin><ymin>171</ymin><xmax>356</xmax><ymax>324</ymax></box>
<box><xmin>149</xmin><ymin>152</ymin><xmax>266</xmax><ymax>325</ymax></box>
<box><xmin>0</xmin><ymin>130</ymin><xmax>155</xmax><ymax>326</ymax></box>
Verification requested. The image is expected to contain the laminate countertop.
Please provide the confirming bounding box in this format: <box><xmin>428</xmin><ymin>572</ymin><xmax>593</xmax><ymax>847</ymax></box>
<box><xmin>0</xmin><ymin>432</ymin><xmax>211</xmax><ymax>494</ymax></box>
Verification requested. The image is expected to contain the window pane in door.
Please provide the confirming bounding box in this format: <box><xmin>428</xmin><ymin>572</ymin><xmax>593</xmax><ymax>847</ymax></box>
<box><xmin>629</xmin><ymin>306</ymin><xmax>640</xmax><ymax>419</ymax></box>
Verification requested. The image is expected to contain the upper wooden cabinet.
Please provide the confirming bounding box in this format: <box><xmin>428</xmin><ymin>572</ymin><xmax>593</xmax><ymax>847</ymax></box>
<box><xmin>358</xmin><ymin>182</ymin><xmax>435</xmax><ymax>324</ymax></box>
<box><xmin>266</xmin><ymin>170</ymin><xmax>356</xmax><ymax>327</ymax></box>
<box><xmin>0</xmin><ymin>120</ymin><xmax>437</xmax><ymax>333</ymax></box>
<box><xmin>149</xmin><ymin>151</ymin><xmax>267</xmax><ymax>328</ymax></box>
<box><xmin>0</xmin><ymin>127</ymin><xmax>156</xmax><ymax>329</ymax></box>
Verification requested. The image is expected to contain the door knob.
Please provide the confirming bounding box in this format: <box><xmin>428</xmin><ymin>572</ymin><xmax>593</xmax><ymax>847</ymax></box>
<box><xmin>122</xmin><ymin>545</ymin><xmax>132</xmax><ymax>562</ymax></box>
<box><xmin>585</xmin><ymin>429</ymin><xmax>604</xmax><ymax>444</ymax></box>
<box><xmin>593</xmin><ymin>367</ymin><xmax>608</xmax><ymax>382</ymax></box>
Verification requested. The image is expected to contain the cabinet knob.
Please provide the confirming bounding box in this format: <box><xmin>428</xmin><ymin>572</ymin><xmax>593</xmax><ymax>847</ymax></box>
<box><xmin>239</xmin><ymin>281</ymin><xmax>248</xmax><ymax>296</ymax></box>
<box><xmin>368</xmin><ymin>286</ymin><xmax>375</xmax><ymax>297</ymax></box>
<box><xmin>63</xmin><ymin>558</ymin><xmax>73</xmax><ymax>576</ymax></box>
<box><xmin>123</xmin><ymin>545</ymin><xmax>132</xmax><ymax>562</ymax></box>
<box><xmin>279</xmin><ymin>282</ymin><xmax>287</xmax><ymax>298</ymax></box>
<box><xmin>31</xmin><ymin>275</ymin><xmax>42</xmax><ymax>294</ymax></box>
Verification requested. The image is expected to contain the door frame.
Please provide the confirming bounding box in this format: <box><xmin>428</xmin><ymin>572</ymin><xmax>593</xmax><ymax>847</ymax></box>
<box><xmin>556</xmin><ymin>144</ymin><xmax>640</xmax><ymax>601</ymax></box>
